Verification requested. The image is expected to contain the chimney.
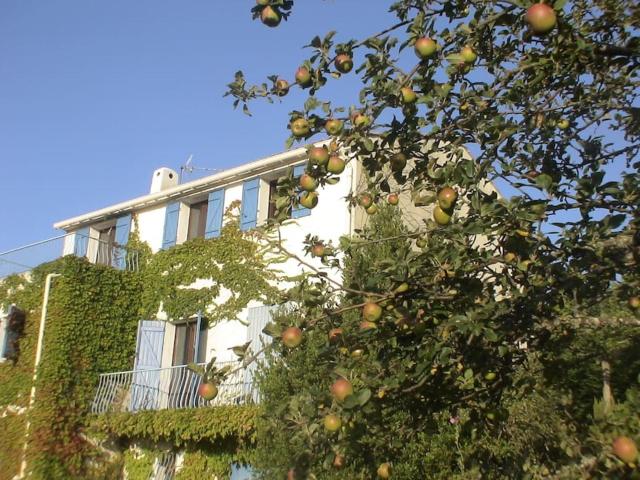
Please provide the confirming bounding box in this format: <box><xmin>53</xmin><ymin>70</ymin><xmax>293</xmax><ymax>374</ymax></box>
<box><xmin>150</xmin><ymin>168</ymin><xmax>179</xmax><ymax>194</ymax></box>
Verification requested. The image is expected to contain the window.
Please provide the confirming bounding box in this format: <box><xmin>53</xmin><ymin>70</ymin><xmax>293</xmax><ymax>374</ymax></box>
<box><xmin>172</xmin><ymin>318</ymin><xmax>208</xmax><ymax>366</ymax></box>
<box><xmin>187</xmin><ymin>200</ymin><xmax>208</xmax><ymax>240</ymax></box>
<box><xmin>268</xmin><ymin>179</ymin><xmax>290</xmax><ymax>219</ymax></box>
<box><xmin>1</xmin><ymin>307</ymin><xmax>25</xmax><ymax>362</ymax></box>
<box><xmin>95</xmin><ymin>226</ymin><xmax>116</xmax><ymax>266</ymax></box>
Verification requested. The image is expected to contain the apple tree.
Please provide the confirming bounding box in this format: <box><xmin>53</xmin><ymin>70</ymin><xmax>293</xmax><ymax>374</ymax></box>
<box><xmin>226</xmin><ymin>0</ymin><xmax>640</xmax><ymax>477</ymax></box>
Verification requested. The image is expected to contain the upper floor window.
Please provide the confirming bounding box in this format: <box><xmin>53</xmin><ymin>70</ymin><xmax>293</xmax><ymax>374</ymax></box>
<box><xmin>187</xmin><ymin>200</ymin><xmax>208</xmax><ymax>240</ymax></box>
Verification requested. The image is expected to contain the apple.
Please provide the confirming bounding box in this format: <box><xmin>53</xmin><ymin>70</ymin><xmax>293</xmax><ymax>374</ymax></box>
<box><xmin>358</xmin><ymin>193</ymin><xmax>374</xmax><ymax>208</ymax></box>
<box><xmin>390</xmin><ymin>152</ymin><xmax>407</xmax><ymax>171</ymax></box>
<box><xmin>504</xmin><ymin>252</ymin><xmax>517</xmax><ymax>263</ymax></box>
<box><xmin>291</xmin><ymin>118</ymin><xmax>310</xmax><ymax>138</ymax></box>
<box><xmin>328</xmin><ymin>327</ymin><xmax>343</xmax><ymax>343</ymax></box>
<box><xmin>612</xmin><ymin>436</ymin><xmax>638</xmax><ymax>463</ymax></box>
<box><xmin>437</xmin><ymin>187</ymin><xmax>458</xmax><ymax>210</ymax></box>
<box><xmin>325</xmin><ymin>118</ymin><xmax>344</xmax><ymax>136</ymax></box>
<box><xmin>395</xmin><ymin>282</ymin><xmax>409</xmax><ymax>293</ymax></box>
<box><xmin>400</xmin><ymin>87</ymin><xmax>417</xmax><ymax>104</ymax></box>
<box><xmin>260</xmin><ymin>5</ymin><xmax>281</xmax><ymax>27</ymax></box>
<box><xmin>334</xmin><ymin>54</ymin><xmax>353</xmax><ymax>73</ymax></box>
<box><xmin>198</xmin><ymin>382</ymin><xmax>218</xmax><ymax>400</ymax></box>
<box><xmin>433</xmin><ymin>206</ymin><xmax>452</xmax><ymax>225</ymax></box>
<box><xmin>299</xmin><ymin>174</ymin><xmax>317</xmax><ymax>192</ymax></box>
<box><xmin>360</xmin><ymin>320</ymin><xmax>377</xmax><ymax>331</ymax></box>
<box><xmin>629</xmin><ymin>296</ymin><xmax>640</xmax><ymax>310</ymax></box>
<box><xmin>299</xmin><ymin>191</ymin><xmax>318</xmax><ymax>209</ymax></box>
<box><xmin>352</xmin><ymin>112</ymin><xmax>371</xmax><ymax>128</ymax></box>
<box><xmin>526</xmin><ymin>3</ymin><xmax>557</xmax><ymax>35</ymax></box>
<box><xmin>275</xmin><ymin>78</ymin><xmax>289</xmax><ymax>96</ymax></box>
<box><xmin>332</xmin><ymin>454</ymin><xmax>345</xmax><ymax>469</ymax></box>
<box><xmin>416</xmin><ymin>237</ymin><xmax>427</xmax><ymax>248</ymax></box>
<box><xmin>351</xmin><ymin>349</ymin><xmax>364</xmax><ymax>358</ymax></box>
<box><xmin>282</xmin><ymin>326</ymin><xmax>303</xmax><ymax>348</ymax></box>
<box><xmin>414</xmin><ymin>37</ymin><xmax>438</xmax><ymax>59</ymax></box>
<box><xmin>377</xmin><ymin>463</ymin><xmax>392</xmax><ymax>479</ymax></box>
<box><xmin>387</xmin><ymin>193</ymin><xmax>399</xmax><ymax>205</ymax></box>
<box><xmin>256</xmin><ymin>0</ymin><xmax>269</xmax><ymax>5</ymax></box>
<box><xmin>287</xmin><ymin>468</ymin><xmax>296</xmax><ymax>480</ymax></box>
<box><xmin>311</xmin><ymin>243</ymin><xmax>325</xmax><ymax>257</ymax></box>
<box><xmin>327</xmin><ymin>155</ymin><xmax>346</xmax><ymax>174</ymax></box>
<box><xmin>460</xmin><ymin>46</ymin><xmax>477</xmax><ymax>64</ymax></box>
<box><xmin>485</xmin><ymin>372</ymin><xmax>497</xmax><ymax>381</ymax></box>
<box><xmin>366</xmin><ymin>204</ymin><xmax>378</xmax><ymax>215</ymax></box>
<box><xmin>308</xmin><ymin>146</ymin><xmax>329</xmax><ymax>166</ymax></box>
<box><xmin>557</xmin><ymin>118</ymin><xmax>570</xmax><ymax>129</ymax></box>
<box><xmin>331</xmin><ymin>378</ymin><xmax>353</xmax><ymax>402</ymax></box>
<box><xmin>324</xmin><ymin>414</ymin><xmax>342</xmax><ymax>432</ymax></box>
<box><xmin>295</xmin><ymin>66</ymin><xmax>312</xmax><ymax>87</ymax></box>
<box><xmin>363</xmin><ymin>302</ymin><xmax>382</xmax><ymax>322</ymax></box>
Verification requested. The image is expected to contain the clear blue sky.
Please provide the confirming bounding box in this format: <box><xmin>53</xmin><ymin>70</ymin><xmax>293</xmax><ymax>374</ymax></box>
<box><xmin>0</xmin><ymin>1</ymin><xmax>395</xmax><ymax>253</ymax></box>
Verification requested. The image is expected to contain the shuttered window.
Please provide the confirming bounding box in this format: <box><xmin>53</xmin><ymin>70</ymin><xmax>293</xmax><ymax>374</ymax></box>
<box><xmin>240</xmin><ymin>179</ymin><xmax>260</xmax><ymax>231</ymax></box>
<box><xmin>162</xmin><ymin>202</ymin><xmax>180</xmax><ymax>249</ymax></box>
<box><xmin>205</xmin><ymin>189</ymin><xmax>225</xmax><ymax>238</ymax></box>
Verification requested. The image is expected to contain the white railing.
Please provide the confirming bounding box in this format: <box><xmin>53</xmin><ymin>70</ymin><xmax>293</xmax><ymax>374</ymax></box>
<box><xmin>91</xmin><ymin>361</ymin><xmax>255</xmax><ymax>414</ymax></box>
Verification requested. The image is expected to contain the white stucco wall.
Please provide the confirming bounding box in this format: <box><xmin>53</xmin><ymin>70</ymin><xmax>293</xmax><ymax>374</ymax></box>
<box><xmin>135</xmin><ymin>205</ymin><xmax>168</xmax><ymax>253</ymax></box>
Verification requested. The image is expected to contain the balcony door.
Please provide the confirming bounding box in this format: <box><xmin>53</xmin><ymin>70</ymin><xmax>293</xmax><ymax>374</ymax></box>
<box><xmin>169</xmin><ymin>316</ymin><xmax>207</xmax><ymax>408</ymax></box>
<box><xmin>130</xmin><ymin>320</ymin><xmax>165</xmax><ymax>411</ymax></box>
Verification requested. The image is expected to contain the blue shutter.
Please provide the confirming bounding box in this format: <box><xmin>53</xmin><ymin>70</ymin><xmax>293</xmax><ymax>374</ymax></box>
<box><xmin>240</xmin><ymin>178</ymin><xmax>260</xmax><ymax>231</ymax></box>
<box><xmin>244</xmin><ymin>305</ymin><xmax>276</xmax><ymax>402</ymax></box>
<box><xmin>292</xmin><ymin>164</ymin><xmax>311</xmax><ymax>219</ymax></box>
<box><xmin>205</xmin><ymin>189</ymin><xmax>225</xmax><ymax>238</ymax></box>
<box><xmin>73</xmin><ymin>227</ymin><xmax>90</xmax><ymax>257</ymax></box>
<box><xmin>131</xmin><ymin>320</ymin><xmax>165</xmax><ymax>411</ymax></box>
<box><xmin>162</xmin><ymin>202</ymin><xmax>180</xmax><ymax>249</ymax></box>
<box><xmin>114</xmin><ymin>214</ymin><xmax>132</xmax><ymax>269</ymax></box>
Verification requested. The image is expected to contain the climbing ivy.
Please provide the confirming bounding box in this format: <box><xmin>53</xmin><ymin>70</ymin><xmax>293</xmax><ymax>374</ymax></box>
<box><xmin>122</xmin><ymin>446</ymin><xmax>155</xmax><ymax>480</ymax></box>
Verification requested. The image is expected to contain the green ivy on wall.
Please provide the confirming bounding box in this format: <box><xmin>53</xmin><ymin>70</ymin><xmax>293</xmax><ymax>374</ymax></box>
<box><xmin>123</xmin><ymin>446</ymin><xmax>155</xmax><ymax>480</ymax></box>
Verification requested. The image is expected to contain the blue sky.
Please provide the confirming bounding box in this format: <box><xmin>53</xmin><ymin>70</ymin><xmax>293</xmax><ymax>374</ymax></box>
<box><xmin>0</xmin><ymin>1</ymin><xmax>396</xmax><ymax>253</ymax></box>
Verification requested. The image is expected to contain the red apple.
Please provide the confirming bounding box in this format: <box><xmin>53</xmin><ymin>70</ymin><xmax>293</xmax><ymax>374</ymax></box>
<box><xmin>299</xmin><ymin>174</ymin><xmax>317</xmax><ymax>192</ymax></box>
<box><xmin>299</xmin><ymin>191</ymin><xmax>318</xmax><ymax>209</ymax></box>
<box><xmin>295</xmin><ymin>66</ymin><xmax>312</xmax><ymax>87</ymax></box>
<box><xmin>198</xmin><ymin>382</ymin><xmax>218</xmax><ymax>400</ymax></box>
<box><xmin>291</xmin><ymin>118</ymin><xmax>310</xmax><ymax>138</ymax></box>
<box><xmin>335</xmin><ymin>54</ymin><xmax>353</xmax><ymax>73</ymax></box>
<box><xmin>328</xmin><ymin>327</ymin><xmax>343</xmax><ymax>343</ymax></box>
<box><xmin>526</xmin><ymin>3</ymin><xmax>557</xmax><ymax>35</ymax></box>
<box><xmin>612</xmin><ymin>436</ymin><xmax>638</xmax><ymax>463</ymax></box>
<box><xmin>360</xmin><ymin>320</ymin><xmax>377</xmax><ymax>331</ymax></box>
<box><xmin>358</xmin><ymin>193</ymin><xmax>374</xmax><ymax>208</ymax></box>
<box><xmin>260</xmin><ymin>5</ymin><xmax>281</xmax><ymax>27</ymax></box>
<box><xmin>331</xmin><ymin>378</ymin><xmax>353</xmax><ymax>401</ymax></box>
<box><xmin>282</xmin><ymin>326</ymin><xmax>303</xmax><ymax>348</ymax></box>
<box><xmin>309</xmin><ymin>146</ymin><xmax>329</xmax><ymax>165</ymax></box>
<box><xmin>387</xmin><ymin>193</ymin><xmax>399</xmax><ymax>205</ymax></box>
<box><xmin>311</xmin><ymin>243</ymin><xmax>325</xmax><ymax>257</ymax></box>
<box><xmin>377</xmin><ymin>463</ymin><xmax>392</xmax><ymax>479</ymax></box>
<box><xmin>437</xmin><ymin>187</ymin><xmax>458</xmax><ymax>210</ymax></box>
<box><xmin>414</xmin><ymin>37</ymin><xmax>437</xmax><ymax>59</ymax></box>
<box><xmin>327</xmin><ymin>155</ymin><xmax>346</xmax><ymax>174</ymax></box>
<box><xmin>333</xmin><ymin>454</ymin><xmax>345</xmax><ymax>469</ymax></box>
<box><xmin>629</xmin><ymin>296</ymin><xmax>640</xmax><ymax>310</ymax></box>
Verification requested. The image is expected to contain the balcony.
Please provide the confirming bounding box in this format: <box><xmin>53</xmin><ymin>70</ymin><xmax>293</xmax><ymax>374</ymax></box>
<box><xmin>0</xmin><ymin>233</ymin><xmax>140</xmax><ymax>279</ymax></box>
<box><xmin>91</xmin><ymin>361</ymin><xmax>255</xmax><ymax>414</ymax></box>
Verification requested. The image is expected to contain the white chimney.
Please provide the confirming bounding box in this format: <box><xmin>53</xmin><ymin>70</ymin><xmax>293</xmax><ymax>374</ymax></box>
<box><xmin>150</xmin><ymin>167</ymin><xmax>179</xmax><ymax>193</ymax></box>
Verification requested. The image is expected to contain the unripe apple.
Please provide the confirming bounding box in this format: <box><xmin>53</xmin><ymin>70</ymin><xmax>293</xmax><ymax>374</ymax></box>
<box><xmin>485</xmin><ymin>372</ymin><xmax>497</xmax><ymax>381</ymax></box>
<box><xmin>308</xmin><ymin>146</ymin><xmax>329</xmax><ymax>166</ymax></box>
<box><xmin>324</xmin><ymin>414</ymin><xmax>342</xmax><ymax>432</ymax></box>
<box><xmin>433</xmin><ymin>206</ymin><xmax>452</xmax><ymax>225</ymax></box>
<box><xmin>295</xmin><ymin>66</ymin><xmax>312</xmax><ymax>87</ymax></box>
<box><xmin>331</xmin><ymin>378</ymin><xmax>353</xmax><ymax>402</ymax></box>
<box><xmin>390</xmin><ymin>152</ymin><xmax>407</xmax><ymax>171</ymax></box>
<box><xmin>612</xmin><ymin>436</ymin><xmax>638</xmax><ymax>463</ymax></box>
<box><xmin>526</xmin><ymin>3</ymin><xmax>557</xmax><ymax>35</ymax></box>
<box><xmin>414</xmin><ymin>37</ymin><xmax>438</xmax><ymax>59</ymax></box>
<box><xmin>325</xmin><ymin>118</ymin><xmax>344</xmax><ymax>136</ymax></box>
<box><xmin>557</xmin><ymin>118</ymin><xmax>570</xmax><ymax>130</ymax></box>
<box><xmin>260</xmin><ymin>5</ymin><xmax>281</xmax><ymax>27</ymax></box>
<box><xmin>504</xmin><ymin>252</ymin><xmax>517</xmax><ymax>263</ymax></box>
<box><xmin>460</xmin><ymin>46</ymin><xmax>477</xmax><ymax>64</ymax></box>
<box><xmin>437</xmin><ymin>187</ymin><xmax>458</xmax><ymax>210</ymax></box>
<box><xmin>395</xmin><ymin>282</ymin><xmax>409</xmax><ymax>293</ymax></box>
<box><xmin>311</xmin><ymin>243</ymin><xmax>325</xmax><ymax>257</ymax></box>
<box><xmin>358</xmin><ymin>193</ymin><xmax>374</xmax><ymax>208</ymax></box>
<box><xmin>327</xmin><ymin>155</ymin><xmax>346</xmax><ymax>174</ymax></box>
<box><xmin>198</xmin><ymin>382</ymin><xmax>218</xmax><ymax>400</ymax></box>
<box><xmin>629</xmin><ymin>296</ymin><xmax>640</xmax><ymax>310</ymax></box>
<box><xmin>282</xmin><ymin>326</ymin><xmax>303</xmax><ymax>348</ymax></box>
<box><xmin>416</xmin><ymin>238</ymin><xmax>427</xmax><ymax>248</ymax></box>
<box><xmin>256</xmin><ymin>0</ymin><xmax>269</xmax><ymax>5</ymax></box>
<box><xmin>377</xmin><ymin>463</ymin><xmax>392</xmax><ymax>479</ymax></box>
<box><xmin>275</xmin><ymin>78</ymin><xmax>289</xmax><ymax>96</ymax></box>
<box><xmin>351</xmin><ymin>349</ymin><xmax>364</xmax><ymax>358</ymax></box>
<box><xmin>366</xmin><ymin>204</ymin><xmax>378</xmax><ymax>215</ymax></box>
<box><xmin>387</xmin><ymin>193</ymin><xmax>399</xmax><ymax>205</ymax></box>
<box><xmin>352</xmin><ymin>112</ymin><xmax>371</xmax><ymax>128</ymax></box>
<box><xmin>334</xmin><ymin>54</ymin><xmax>353</xmax><ymax>74</ymax></box>
<box><xmin>299</xmin><ymin>174</ymin><xmax>317</xmax><ymax>192</ymax></box>
<box><xmin>328</xmin><ymin>327</ymin><xmax>343</xmax><ymax>343</ymax></box>
<box><xmin>299</xmin><ymin>191</ymin><xmax>318</xmax><ymax>209</ymax></box>
<box><xmin>400</xmin><ymin>87</ymin><xmax>417</xmax><ymax>104</ymax></box>
<box><xmin>363</xmin><ymin>302</ymin><xmax>382</xmax><ymax>322</ymax></box>
<box><xmin>291</xmin><ymin>118</ymin><xmax>310</xmax><ymax>138</ymax></box>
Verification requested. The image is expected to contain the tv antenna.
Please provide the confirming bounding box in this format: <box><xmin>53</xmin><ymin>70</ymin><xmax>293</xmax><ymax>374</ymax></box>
<box><xmin>179</xmin><ymin>154</ymin><xmax>223</xmax><ymax>181</ymax></box>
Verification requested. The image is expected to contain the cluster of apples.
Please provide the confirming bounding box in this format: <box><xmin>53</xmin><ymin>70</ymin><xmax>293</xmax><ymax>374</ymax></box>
<box><xmin>433</xmin><ymin>187</ymin><xmax>458</xmax><ymax>226</ymax></box>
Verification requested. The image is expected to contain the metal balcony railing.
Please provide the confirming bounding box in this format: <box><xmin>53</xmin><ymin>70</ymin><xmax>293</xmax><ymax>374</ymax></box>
<box><xmin>91</xmin><ymin>361</ymin><xmax>255</xmax><ymax>414</ymax></box>
<box><xmin>0</xmin><ymin>233</ymin><xmax>139</xmax><ymax>279</ymax></box>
